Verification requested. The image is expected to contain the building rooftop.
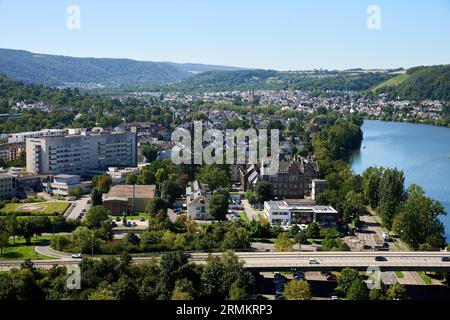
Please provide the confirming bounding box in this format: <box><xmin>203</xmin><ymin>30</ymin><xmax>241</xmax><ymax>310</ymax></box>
<box><xmin>106</xmin><ymin>185</ymin><xmax>156</xmax><ymax>199</ymax></box>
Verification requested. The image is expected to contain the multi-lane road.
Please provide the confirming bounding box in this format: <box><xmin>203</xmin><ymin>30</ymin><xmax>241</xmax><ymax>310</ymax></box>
<box><xmin>1</xmin><ymin>251</ymin><xmax>449</xmax><ymax>272</ymax></box>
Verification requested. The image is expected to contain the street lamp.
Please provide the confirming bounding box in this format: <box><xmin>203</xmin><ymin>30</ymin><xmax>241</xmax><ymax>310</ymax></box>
<box><xmin>91</xmin><ymin>234</ymin><xmax>94</xmax><ymax>257</ymax></box>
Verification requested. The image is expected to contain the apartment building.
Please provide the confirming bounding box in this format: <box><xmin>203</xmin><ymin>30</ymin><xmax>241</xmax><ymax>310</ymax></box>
<box><xmin>186</xmin><ymin>180</ymin><xmax>213</xmax><ymax>220</ymax></box>
<box><xmin>8</xmin><ymin>129</ymin><xmax>66</xmax><ymax>143</ymax></box>
<box><xmin>0</xmin><ymin>142</ymin><xmax>25</xmax><ymax>162</ymax></box>
<box><xmin>264</xmin><ymin>199</ymin><xmax>338</xmax><ymax>227</ymax></box>
<box><xmin>0</xmin><ymin>172</ymin><xmax>18</xmax><ymax>200</ymax></box>
<box><xmin>26</xmin><ymin>131</ymin><xmax>137</xmax><ymax>176</ymax></box>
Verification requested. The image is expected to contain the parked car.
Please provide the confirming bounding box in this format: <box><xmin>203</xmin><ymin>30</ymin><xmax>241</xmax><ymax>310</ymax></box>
<box><xmin>173</xmin><ymin>208</ymin><xmax>182</xmax><ymax>214</ymax></box>
<box><xmin>139</xmin><ymin>217</ymin><xmax>146</xmax><ymax>222</ymax></box>
<box><xmin>326</xmin><ymin>274</ymin><xmax>337</xmax><ymax>282</ymax></box>
<box><xmin>71</xmin><ymin>253</ymin><xmax>82</xmax><ymax>259</ymax></box>
<box><xmin>441</xmin><ymin>256</ymin><xmax>450</xmax><ymax>262</ymax></box>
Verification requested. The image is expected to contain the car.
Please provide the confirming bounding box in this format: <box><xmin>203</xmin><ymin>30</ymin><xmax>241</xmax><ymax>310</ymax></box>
<box><xmin>81</xmin><ymin>209</ymin><xmax>87</xmax><ymax>213</ymax></box>
<box><xmin>441</xmin><ymin>257</ymin><xmax>450</xmax><ymax>262</ymax></box>
<box><xmin>71</xmin><ymin>253</ymin><xmax>82</xmax><ymax>259</ymax></box>
<box><xmin>326</xmin><ymin>275</ymin><xmax>337</xmax><ymax>282</ymax></box>
<box><xmin>331</xmin><ymin>295</ymin><xmax>340</xmax><ymax>301</ymax></box>
<box><xmin>375</xmin><ymin>256</ymin><xmax>388</xmax><ymax>262</ymax></box>
<box><xmin>115</xmin><ymin>217</ymin><xmax>121</xmax><ymax>222</ymax></box>
<box><xmin>308</xmin><ymin>258</ymin><xmax>320</xmax><ymax>265</ymax></box>
<box><xmin>363</xmin><ymin>245</ymin><xmax>372</xmax><ymax>251</ymax></box>
<box><xmin>111</xmin><ymin>221</ymin><xmax>117</xmax><ymax>227</ymax></box>
<box><xmin>132</xmin><ymin>222</ymin><xmax>137</xmax><ymax>226</ymax></box>
<box><xmin>173</xmin><ymin>208</ymin><xmax>182</xmax><ymax>214</ymax></box>
<box><xmin>139</xmin><ymin>217</ymin><xmax>146</xmax><ymax>222</ymax></box>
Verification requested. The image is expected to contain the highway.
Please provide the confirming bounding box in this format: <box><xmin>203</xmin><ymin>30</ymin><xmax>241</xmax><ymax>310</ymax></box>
<box><xmin>1</xmin><ymin>251</ymin><xmax>450</xmax><ymax>272</ymax></box>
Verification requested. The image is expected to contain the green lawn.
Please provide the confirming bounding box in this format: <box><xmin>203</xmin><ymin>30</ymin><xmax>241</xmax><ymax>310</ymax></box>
<box><xmin>238</xmin><ymin>211</ymin><xmax>249</xmax><ymax>223</ymax></box>
<box><xmin>0</xmin><ymin>236</ymin><xmax>55</xmax><ymax>261</ymax></box>
<box><xmin>395</xmin><ymin>271</ymin><xmax>405</xmax><ymax>279</ymax></box>
<box><xmin>371</xmin><ymin>74</ymin><xmax>409</xmax><ymax>92</ymax></box>
<box><xmin>417</xmin><ymin>272</ymin><xmax>432</xmax><ymax>285</ymax></box>
<box><xmin>110</xmin><ymin>212</ymin><xmax>149</xmax><ymax>221</ymax></box>
<box><xmin>0</xmin><ymin>202</ymin><xmax>70</xmax><ymax>215</ymax></box>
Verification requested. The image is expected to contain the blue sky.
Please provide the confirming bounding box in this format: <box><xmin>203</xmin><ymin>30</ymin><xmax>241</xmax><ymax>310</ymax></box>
<box><xmin>0</xmin><ymin>0</ymin><xmax>449</xmax><ymax>70</ymax></box>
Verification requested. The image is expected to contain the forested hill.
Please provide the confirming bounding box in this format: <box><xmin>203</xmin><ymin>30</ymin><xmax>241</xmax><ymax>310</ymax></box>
<box><xmin>0</xmin><ymin>48</ymin><xmax>243</xmax><ymax>88</ymax></box>
<box><xmin>374</xmin><ymin>65</ymin><xmax>450</xmax><ymax>101</ymax></box>
<box><xmin>146</xmin><ymin>69</ymin><xmax>397</xmax><ymax>93</ymax></box>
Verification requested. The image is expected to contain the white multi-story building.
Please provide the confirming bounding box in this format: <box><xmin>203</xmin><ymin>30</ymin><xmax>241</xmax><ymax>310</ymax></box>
<box><xmin>48</xmin><ymin>175</ymin><xmax>93</xmax><ymax>196</ymax></box>
<box><xmin>264</xmin><ymin>199</ymin><xmax>338</xmax><ymax>227</ymax></box>
<box><xmin>186</xmin><ymin>180</ymin><xmax>213</xmax><ymax>220</ymax></box>
<box><xmin>8</xmin><ymin>129</ymin><xmax>67</xmax><ymax>143</ymax></box>
<box><xmin>26</xmin><ymin>131</ymin><xmax>137</xmax><ymax>176</ymax></box>
<box><xmin>0</xmin><ymin>172</ymin><xmax>18</xmax><ymax>200</ymax></box>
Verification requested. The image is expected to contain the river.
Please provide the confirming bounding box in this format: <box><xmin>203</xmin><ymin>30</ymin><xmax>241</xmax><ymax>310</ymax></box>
<box><xmin>350</xmin><ymin>120</ymin><xmax>450</xmax><ymax>241</ymax></box>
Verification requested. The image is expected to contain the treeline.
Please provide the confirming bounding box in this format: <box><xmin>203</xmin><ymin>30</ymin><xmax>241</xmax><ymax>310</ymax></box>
<box><xmin>362</xmin><ymin>167</ymin><xmax>447</xmax><ymax>250</ymax></box>
<box><xmin>375</xmin><ymin>65</ymin><xmax>450</xmax><ymax>101</ymax></box>
<box><xmin>137</xmin><ymin>69</ymin><xmax>395</xmax><ymax>94</ymax></box>
<box><xmin>0</xmin><ymin>251</ymin><xmax>254</xmax><ymax>300</ymax></box>
<box><xmin>0</xmin><ymin>75</ymin><xmax>174</xmax><ymax>133</ymax></box>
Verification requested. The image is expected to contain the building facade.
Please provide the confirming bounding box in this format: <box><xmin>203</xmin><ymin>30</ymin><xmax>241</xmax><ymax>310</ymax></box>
<box><xmin>0</xmin><ymin>143</ymin><xmax>26</xmax><ymax>162</ymax></box>
<box><xmin>103</xmin><ymin>184</ymin><xmax>156</xmax><ymax>216</ymax></box>
<box><xmin>240</xmin><ymin>156</ymin><xmax>319</xmax><ymax>199</ymax></box>
<box><xmin>26</xmin><ymin>131</ymin><xmax>137</xmax><ymax>176</ymax></box>
<box><xmin>0</xmin><ymin>172</ymin><xmax>18</xmax><ymax>200</ymax></box>
<box><xmin>8</xmin><ymin>129</ymin><xmax>66</xmax><ymax>143</ymax></box>
<box><xmin>48</xmin><ymin>175</ymin><xmax>93</xmax><ymax>196</ymax></box>
<box><xmin>264</xmin><ymin>199</ymin><xmax>338</xmax><ymax>227</ymax></box>
<box><xmin>186</xmin><ymin>180</ymin><xmax>213</xmax><ymax>220</ymax></box>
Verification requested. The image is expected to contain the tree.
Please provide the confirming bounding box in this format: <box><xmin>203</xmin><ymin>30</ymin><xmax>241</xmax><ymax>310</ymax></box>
<box><xmin>336</xmin><ymin>268</ymin><xmax>362</xmax><ymax>296</ymax></box>
<box><xmin>90</xmin><ymin>188</ymin><xmax>103</xmax><ymax>206</ymax></box>
<box><xmin>68</xmin><ymin>186</ymin><xmax>83</xmax><ymax>199</ymax></box>
<box><xmin>88</xmin><ymin>288</ymin><xmax>118</xmax><ymax>300</ymax></box>
<box><xmin>377</xmin><ymin>168</ymin><xmax>405</xmax><ymax>229</ymax></box>
<box><xmin>346</xmin><ymin>279</ymin><xmax>369</xmax><ymax>300</ymax></box>
<box><xmin>228</xmin><ymin>281</ymin><xmax>248</xmax><ymax>300</ymax></box>
<box><xmin>255</xmin><ymin>181</ymin><xmax>272</xmax><ymax>204</ymax></box>
<box><xmin>342</xmin><ymin>191</ymin><xmax>364</xmax><ymax>224</ymax></box>
<box><xmin>386</xmin><ymin>283</ymin><xmax>408</xmax><ymax>300</ymax></box>
<box><xmin>155</xmin><ymin>168</ymin><xmax>168</xmax><ymax>187</ymax></box>
<box><xmin>125</xmin><ymin>173</ymin><xmax>138</xmax><ymax>185</ymax></box>
<box><xmin>274</xmin><ymin>233</ymin><xmax>294</xmax><ymax>252</ymax></box>
<box><xmin>171</xmin><ymin>279</ymin><xmax>195</xmax><ymax>300</ymax></box>
<box><xmin>284</xmin><ymin>280</ymin><xmax>312</xmax><ymax>300</ymax></box>
<box><xmin>92</xmin><ymin>175</ymin><xmax>112</xmax><ymax>193</ymax></box>
<box><xmin>362</xmin><ymin>167</ymin><xmax>383</xmax><ymax>208</ymax></box>
<box><xmin>393</xmin><ymin>184</ymin><xmax>446</xmax><ymax>250</ymax></box>
<box><xmin>160</xmin><ymin>180</ymin><xmax>183</xmax><ymax>206</ymax></box>
<box><xmin>198</xmin><ymin>166</ymin><xmax>229</xmax><ymax>192</ymax></box>
<box><xmin>141</xmin><ymin>144</ymin><xmax>158</xmax><ymax>163</ymax></box>
<box><xmin>146</xmin><ymin>197</ymin><xmax>168</xmax><ymax>216</ymax></box>
<box><xmin>139</xmin><ymin>169</ymin><xmax>156</xmax><ymax>185</ymax></box>
<box><xmin>306</xmin><ymin>222</ymin><xmax>321</xmax><ymax>241</ymax></box>
<box><xmin>123</xmin><ymin>232</ymin><xmax>141</xmax><ymax>246</ymax></box>
<box><xmin>0</xmin><ymin>230</ymin><xmax>10</xmax><ymax>255</ymax></box>
<box><xmin>208</xmin><ymin>192</ymin><xmax>229</xmax><ymax>221</ymax></box>
<box><xmin>5</xmin><ymin>214</ymin><xmax>19</xmax><ymax>244</ymax></box>
<box><xmin>85</xmin><ymin>206</ymin><xmax>110</xmax><ymax>229</ymax></box>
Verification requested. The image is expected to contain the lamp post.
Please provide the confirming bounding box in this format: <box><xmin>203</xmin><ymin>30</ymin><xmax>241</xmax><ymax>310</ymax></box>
<box><xmin>91</xmin><ymin>234</ymin><xmax>94</xmax><ymax>257</ymax></box>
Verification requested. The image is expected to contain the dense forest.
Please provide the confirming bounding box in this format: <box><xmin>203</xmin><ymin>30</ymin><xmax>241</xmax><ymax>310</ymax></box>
<box><xmin>0</xmin><ymin>49</ymin><xmax>243</xmax><ymax>88</ymax></box>
<box><xmin>375</xmin><ymin>65</ymin><xmax>450</xmax><ymax>101</ymax></box>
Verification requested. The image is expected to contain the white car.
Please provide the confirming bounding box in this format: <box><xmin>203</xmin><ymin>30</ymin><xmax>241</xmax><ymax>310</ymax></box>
<box><xmin>71</xmin><ymin>253</ymin><xmax>82</xmax><ymax>259</ymax></box>
<box><xmin>308</xmin><ymin>258</ymin><xmax>320</xmax><ymax>265</ymax></box>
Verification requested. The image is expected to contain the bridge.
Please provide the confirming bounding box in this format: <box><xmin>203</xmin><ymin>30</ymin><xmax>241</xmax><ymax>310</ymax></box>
<box><xmin>1</xmin><ymin>252</ymin><xmax>449</xmax><ymax>272</ymax></box>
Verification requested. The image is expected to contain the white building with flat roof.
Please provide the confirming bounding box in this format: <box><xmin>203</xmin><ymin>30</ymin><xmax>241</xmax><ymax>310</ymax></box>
<box><xmin>26</xmin><ymin>131</ymin><xmax>137</xmax><ymax>176</ymax></box>
<box><xmin>264</xmin><ymin>199</ymin><xmax>338</xmax><ymax>227</ymax></box>
<box><xmin>8</xmin><ymin>129</ymin><xmax>67</xmax><ymax>143</ymax></box>
<box><xmin>48</xmin><ymin>174</ymin><xmax>93</xmax><ymax>196</ymax></box>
